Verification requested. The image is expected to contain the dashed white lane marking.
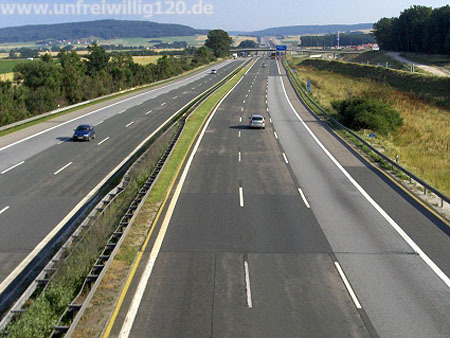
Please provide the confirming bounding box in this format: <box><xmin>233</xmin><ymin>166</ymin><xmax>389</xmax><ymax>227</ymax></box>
<box><xmin>117</xmin><ymin>73</ymin><xmax>246</xmax><ymax>338</ymax></box>
<box><xmin>54</xmin><ymin>162</ymin><xmax>72</xmax><ymax>175</ymax></box>
<box><xmin>173</xmin><ymin>96</ymin><xmax>178</xmax><ymax>99</ymax></box>
<box><xmin>274</xmin><ymin>131</ymin><xmax>278</xmax><ymax>139</ymax></box>
<box><xmin>238</xmin><ymin>131</ymin><xmax>241</xmax><ymax>138</ymax></box>
<box><xmin>192</xmin><ymin>87</ymin><xmax>196</xmax><ymax>90</ymax></box>
<box><xmin>245</xmin><ymin>94</ymin><xmax>248</xmax><ymax>98</ymax></box>
<box><xmin>269</xmin><ymin>117</ymin><xmax>272</xmax><ymax>123</ymax></box>
<box><xmin>267</xmin><ymin>107</ymin><xmax>269</xmax><ymax>112</ymax></box>
<box><xmin>277</xmin><ymin>61</ymin><xmax>450</xmax><ymax>288</ymax></box>
<box><xmin>126</xmin><ymin>121</ymin><xmax>134</xmax><ymax>128</ymax></box>
<box><xmin>297</xmin><ymin>188</ymin><xmax>310</xmax><ymax>209</ymax></box>
<box><xmin>241</xmin><ymin>107</ymin><xmax>244</xmax><ymax>111</ymax></box>
<box><xmin>0</xmin><ymin>206</ymin><xmax>10</xmax><ymax>216</ymax></box>
<box><xmin>282</xmin><ymin>152</ymin><xmax>289</xmax><ymax>164</ymax></box>
<box><xmin>57</xmin><ymin>140</ymin><xmax>66</xmax><ymax>145</ymax></box>
<box><xmin>161</xmin><ymin>102</ymin><xmax>166</xmax><ymax>106</ymax></box>
<box><xmin>238</xmin><ymin>152</ymin><xmax>241</xmax><ymax>162</ymax></box>
<box><xmin>239</xmin><ymin>117</ymin><xmax>242</xmax><ymax>122</ymax></box>
<box><xmin>145</xmin><ymin>110</ymin><xmax>153</xmax><ymax>115</ymax></box>
<box><xmin>243</xmin><ymin>100</ymin><xmax>246</xmax><ymax>104</ymax></box>
<box><xmin>95</xmin><ymin>120</ymin><xmax>104</xmax><ymax>126</ymax></box>
<box><xmin>118</xmin><ymin>110</ymin><xmax>125</xmax><ymax>114</ymax></box>
<box><xmin>97</xmin><ymin>137</ymin><xmax>110</xmax><ymax>146</ymax></box>
<box><xmin>1</xmin><ymin>161</ymin><xmax>25</xmax><ymax>175</ymax></box>
<box><xmin>244</xmin><ymin>261</ymin><xmax>253</xmax><ymax>308</ymax></box>
<box><xmin>335</xmin><ymin>262</ymin><xmax>362</xmax><ymax>309</ymax></box>
<box><xmin>239</xmin><ymin>187</ymin><xmax>244</xmax><ymax>207</ymax></box>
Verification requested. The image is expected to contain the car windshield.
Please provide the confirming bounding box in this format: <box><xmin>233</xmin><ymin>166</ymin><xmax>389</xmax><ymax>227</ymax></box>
<box><xmin>76</xmin><ymin>126</ymin><xmax>90</xmax><ymax>132</ymax></box>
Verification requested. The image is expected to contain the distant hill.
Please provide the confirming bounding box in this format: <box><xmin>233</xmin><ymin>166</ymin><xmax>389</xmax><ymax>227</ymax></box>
<box><xmin>231</xmin><ymin>23</ymin><xmax>373</xmax><ymax>36</ymax></box>
<box><xmin>0</xmin><ymin>19</ymin><xmax>201</xmax><ymax>43</ymax></box>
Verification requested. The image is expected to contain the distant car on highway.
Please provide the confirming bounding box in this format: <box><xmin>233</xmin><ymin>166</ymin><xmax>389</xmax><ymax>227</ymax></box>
<box><xmin>210</xmin><ymin>69</ymin><xmax>217</xmax><ymax>74</ymax></box>
<box><xmin>73</xmin><ymin>124</ymin><xmax>96</xmax><ymax>141</ymax></box>
<box><xmin>249</xmin><ymin>114</ymin><xmax>266</xmax><ymax>129</ymax></box>
<box><xmin>262</xmin><ymin>63</ymin><xmax>267</xmax><ymax>68</ymax></box>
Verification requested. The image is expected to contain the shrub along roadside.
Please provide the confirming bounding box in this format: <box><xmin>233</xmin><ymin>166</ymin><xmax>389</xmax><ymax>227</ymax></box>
<box><xmin>332</xmin><ymin>97</ymin><xmax>403</xmax><ymax>135</ymax></box>
<box><xmin>71</xmin><ymin>65</ymin><xmax>249</xmax><ymax>338</ymax></box>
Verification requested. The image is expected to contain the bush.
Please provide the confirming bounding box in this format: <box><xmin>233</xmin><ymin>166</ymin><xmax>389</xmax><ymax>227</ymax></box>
<box><xmin>332</xmin><ymin>97</ymin><xmax>403</xmax><ymax>135</ymax></box>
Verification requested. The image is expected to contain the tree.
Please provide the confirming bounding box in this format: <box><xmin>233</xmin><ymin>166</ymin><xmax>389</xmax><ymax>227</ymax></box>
<box><xmin>85</xmin><ymin>43</ymin><xmax>110</xmax><ymax>75</ymax></box>
<box><xmin>192</xmin><ymin>46</ymin><xmax>215</xmax><ymax>65</ymax></box>
<box><xmin>18</xmin><ymin>48</ymin><xmax>39</xmax><ymax>59</ymax></box>
<box><xmin>237</xmin><ymin>40</ymin><xmax>258</xmax><ymax>49</ymax></box>
<box><xmin>58</xmin><ymin>49</ymin><xmax>87</xmax><ymax>103</ymax></box>
<box><xmin>205</xmin><ymin>30</ymin><xmax>232</xmax><ymax>57</ymax></box>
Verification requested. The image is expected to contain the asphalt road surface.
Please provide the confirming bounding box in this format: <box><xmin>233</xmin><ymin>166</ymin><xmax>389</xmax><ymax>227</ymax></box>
<box><xmin>110</xmin><ymin>56</ymin><xmax>450</xmax><ymax>338</ymax></box>
<box><xmin>0</xmin><ymin>59</ymin><xmax>244</xmax><ymax>295</ymax></box>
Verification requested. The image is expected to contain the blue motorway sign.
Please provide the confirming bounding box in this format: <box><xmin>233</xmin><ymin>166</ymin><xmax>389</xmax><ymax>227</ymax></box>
<box><xmin>276</xmin><ymin>45</ymin><xmax>287</xmax><ymax>51</ymax></box>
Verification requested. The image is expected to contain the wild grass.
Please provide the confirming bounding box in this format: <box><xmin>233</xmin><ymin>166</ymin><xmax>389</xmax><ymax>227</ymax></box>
<box><xmin>295</xmin><ymin>58</ymin><xmax>450</xmax><ymax>106</ymax></box>
<box><xmin>291</xmin><ymin>61</ymin><xmax>450</xmax><ymax>197</ymax></box>
<box><xmin>132</xmin><ymin>55</ymin><xmax>161</xmax><ymax>65</ymax></box>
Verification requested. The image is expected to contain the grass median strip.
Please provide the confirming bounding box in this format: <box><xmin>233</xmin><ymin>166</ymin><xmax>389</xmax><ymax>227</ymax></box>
<box><xmin>71</xmin><ymin>65</ymin><xmax>249</xmax><ymax>338</ymax></box>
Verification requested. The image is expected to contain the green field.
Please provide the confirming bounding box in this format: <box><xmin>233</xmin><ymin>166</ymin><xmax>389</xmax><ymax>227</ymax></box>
<box><xmin>0</xmin><ymin>59</ymin><xmax>34</xmax><ymax>74</ymax></box>
<box><xmin>97</xmin><ymin>35</ymin><xmax>203</xmax><ymax>48</ymax></box>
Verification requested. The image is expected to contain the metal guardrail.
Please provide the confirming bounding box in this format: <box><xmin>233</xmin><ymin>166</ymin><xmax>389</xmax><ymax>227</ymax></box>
<box><xmin>282</xmin><ymin>57</ymin><xmax>450</xmax><ymax>209</ymax></box>
<box><xmin>0</xmin><ymin>59</ymin><xmax>250</xmax><ymax>337</ymax></box>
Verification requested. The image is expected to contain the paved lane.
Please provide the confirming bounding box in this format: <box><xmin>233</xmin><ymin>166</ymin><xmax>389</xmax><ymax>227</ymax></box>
<box><xmin>0</xmin><ymin>60</ymin><xmax>243</xmax><ymax>295</ymax></box>
<box><xmin>115</xmin><ymin>57</ymin><xmax>372</xmax><ymax>338</ymax></box>
<box><xmin>269</xmin><ymin>59</ymin><xmax>450</xmax><ymax>337</ymax></box>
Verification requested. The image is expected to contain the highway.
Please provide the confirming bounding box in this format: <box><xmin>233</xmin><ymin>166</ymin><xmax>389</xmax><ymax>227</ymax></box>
<box><xmin>0</xmin><ymin>59</ymin><xmax>244</xmax><ymax>299</ymax></box>
<box><xmin>109</xmin><ymin>57</ymin><xmax>450</xmax><ymax>337</ymax></box>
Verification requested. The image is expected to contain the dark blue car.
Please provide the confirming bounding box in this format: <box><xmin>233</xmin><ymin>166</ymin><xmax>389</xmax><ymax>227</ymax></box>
<box><xmin>73</xmin><ymin>124</ymin><xmax>96</xmax><ymax>141</ymax></box>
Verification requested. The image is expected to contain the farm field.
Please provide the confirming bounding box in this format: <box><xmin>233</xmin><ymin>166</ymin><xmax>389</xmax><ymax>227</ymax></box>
<box><xmin>0</xmin><ymin>59</ymin><xmax>34</xmax><ymax>74</ymax></box>
<box><xmin>132</xmin><ymin>55</ymin><xmax>161</xmax><ymax>65</ymax></box>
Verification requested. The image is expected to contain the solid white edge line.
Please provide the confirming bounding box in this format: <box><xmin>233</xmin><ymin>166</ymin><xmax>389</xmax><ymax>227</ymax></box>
<box><xmin>244</xmin><ymin>261</ymin><xmax>253</xmax><ymax>308</ymax></box>
<box><xmin>274</xmin><ymin>131</ymin><xmax>278</xmax><ymax>139</ymax></box>
<box><xmin>334</xmin><ymin>262</ymin><xmax>362</xmax><ymax>309</ymax></box>
<box><xmin>0</xmin><ymin>62</ymin><xmax>239</xmax><ymax>295</ymax></box>
<box><xmin>277</xmin><ymin>60</ymin><xmax>450</xmax><ymax>288</ymax></box>
<box><xmin>97</xmin><ymin>137</ymin><xmax>110</xmax><ymax>146</ymax></box>
<box><xmin>282</xmin><ymin>152</ymin><xmax>289</xmax><ymax>164</ymax></box>
<box><xmin>297</xmin><ymin>188</ymin><xmax>311</xmax><ymax>209</ymax></box>
<box><xmin>54</xmin><ymin>162</ymin><xmax>72</xmax><ymax>175</ymax></box>
<box><xmin>125</xmin><ymin>121</ymin><xmax>134</xmax><ymax>128</ymax></box>
<box><xmin>118</xmin><ymin>68</ymin><xmax>250</xmax><ymax>338</ymax></box>
<box><xmin>239</xmin><ymin>187</ymin><xmax>244</xmax><ymax>208</ymax></box>
<box><xmin>1</xmin><ymin>161</ymin><xmax>25</xmax><ymax>175</ymax></box>
<box><xmin>0</xmin><ymin>206</ymin><xmax>10</xmax><ymax>216</ymax></box>
<box><xmin>0</xmin><ymin>60</ymin><xmax>234</xmax><ymax>154</ymax></box>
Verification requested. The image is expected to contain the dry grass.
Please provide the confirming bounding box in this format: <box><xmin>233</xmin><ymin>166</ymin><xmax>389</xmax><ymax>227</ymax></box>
<box><xmin>132</xmin><ymin>55</ymin><xmax>161</xmax><ymax>65</ymax></box>
<box><xmin>294</xmin><ymin>63</ymin><xmax>450</xmax><ymax>196</ymax></box>
<box><xmin>0</xmin><ymin>72</ymin><xmax>13</xmax><ymax>81</ymax></box>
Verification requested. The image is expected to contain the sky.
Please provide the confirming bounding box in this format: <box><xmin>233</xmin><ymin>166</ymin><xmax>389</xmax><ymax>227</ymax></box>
<box><xmin>0</xmin><ymin>0</ymin><xmax>449</xmax><ymax>30</ymax></box>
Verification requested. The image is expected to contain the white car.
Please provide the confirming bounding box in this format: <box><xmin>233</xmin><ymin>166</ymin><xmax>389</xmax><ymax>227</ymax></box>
<box><xmin>210</xmin><ymin>69</ymin><xmax>217</xmax><ymax>74</ymax></box>
<box><xmin>249</xmin><ymin>114</ymin><xmax>266</xmax><ymax>129</ymax></box>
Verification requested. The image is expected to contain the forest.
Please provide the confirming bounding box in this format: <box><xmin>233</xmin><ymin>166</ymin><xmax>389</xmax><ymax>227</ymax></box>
<box><xmin>373</xmin><ymin>5</ymin><xmax>450</xmax><ymax>54</ymax></box>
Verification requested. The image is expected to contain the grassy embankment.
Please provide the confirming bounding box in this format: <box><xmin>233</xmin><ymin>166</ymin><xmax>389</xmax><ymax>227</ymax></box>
<box><xmin>71</xmin><ymin>65</ymin><xmax>249</xmax><ymax>337</ymax></box>
<box><xmin>288</xmin><ymin>56</ymin><xmax>450</xmax><ymax>197</ymax></box>
<box><xmin>343</xmin><ymin>50</ymin><xmax>408</xmax><ymax>71</ymax></box>
<box><xmin>399</xmin><ymin>52</ymin><xmax>450</xmax><ymax>73</ymax></box>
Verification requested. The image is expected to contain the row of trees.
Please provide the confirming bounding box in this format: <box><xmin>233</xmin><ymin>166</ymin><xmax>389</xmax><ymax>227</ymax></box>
<box><xmin>0</xmin><ymin>44</ymin><xmax>217</xmax><ymax>126</ymax></box>
<box><xmin>373</xmin><ymin>5</ymin><xmax>450</xmax><ymax>54</ymax></box>
<box><xmin>0</xmin><ymin>29</ymin><xmax>233</xmax><ymax>127</ymax></box>
<box><xmin>300</xmin><ymin>33</ymin><xmax>375</xmax><ymax>48</ymax></box>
